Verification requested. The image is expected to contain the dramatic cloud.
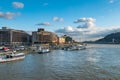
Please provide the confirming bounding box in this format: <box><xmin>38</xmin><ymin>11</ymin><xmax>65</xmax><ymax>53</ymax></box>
<box><xmin>37</xmin><ymin>22</ymin><xmax>51</xmax><ymax>26</ymax></box>
<box><xmin>55</xmin><ymin>17</ymin><xmax>120</xmax><ymax>41</ymax></box>
<box><xmin>56</xmin><ymin>26</ymin><xmax>120</xmax><ymax>41</ymax></box>
<box><xmin>77</xmin><ymin>22</ymin><xmax>95</xmax><ymax>29</ymax></box>
<box><xmin>53</xmin><ymin>17</ymin><xmax>63</xmax><ymax>22</ymax></box>
<box><xmin>12</xmin><ymin>2</ymin><xmax>24</xmax><ymax>9</ymax></box>
<box><xmin>0</xmin><ymin>12</ymin><xmax>20</xmax><ymax>19</ymax></box>
<box><xmin>74</xmin><ymin>18</ymin><xmax>96</xmax><ymax>29</ymax></box>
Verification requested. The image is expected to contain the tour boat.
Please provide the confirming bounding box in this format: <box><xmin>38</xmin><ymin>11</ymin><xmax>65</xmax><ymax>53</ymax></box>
<box><xmin>0</xmin><ymin>53</ymin><xmax>25</xmax><ymax>63</ymax></box>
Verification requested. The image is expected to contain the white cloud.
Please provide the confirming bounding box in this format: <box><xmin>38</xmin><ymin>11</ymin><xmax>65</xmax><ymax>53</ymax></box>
<box><xmin>0</xmin><ymin>12</ymin><xmax>20</xmax><ymax>19</ymax></box>
<box><xmin>75</xmin><ymin>18</ymin><xmax>96</xmax><ymax>29</ymax></box>
<box><xmin>56</xmin><ymin>26</ymin><xmax>120</xmax><ymax>41</ymax></box>
<box><xmin>74</xmin><ymin>17</ymin><xmax>96</xmax><ymax>23</ymax></box>
<box><xmin>64</xmin><ymin>26</ymin><xmax>74</xmax><ymax>32</ymax></box>
<box><xmin>81</xmin><ymin>22</ymin><xmax>95</xmax><ymax>29</ymax></box>
<box><xmin>53</xmin><ymin>17</ymin><xmax>63</xmax><ymax>22</ymax></box>
<box><xmin>55</xmin><ymin>17</ymin><xmax>120</xmax><ymax>41</ymax></box>
<box><xmin>56</xmin><ymin>26</ymin><xmax>75</xmax><ymax>33</ymax></box>
<box><xmin>56</xmin><ymin>26</ymin><xmax>74</xmax><ymax>33</ymax></box>
<box><xmin>12</xmin><ymin>2</ymin><xmax>24</xmax><ymax>9</ymax></box>
<box><xmin>37</xmin><ymin>22</ymin><xmax>51</xmax><ymax>26</ymax></box>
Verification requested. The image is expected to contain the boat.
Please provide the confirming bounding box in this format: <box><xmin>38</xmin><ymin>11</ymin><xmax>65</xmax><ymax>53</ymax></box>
<box><xmin>64</xmin><ymin>44</ymin><xmax>86</xmax><ymax>51</ymax></box>
<box><xmin>34</xmin><ymin>44</ymin><xmax>51</xmax><ymax>54</ymax></box>
<box><xmin>0</xmin><ymin>53</ymin><xmax>25</xmax><ymax>63</ymax></box>
<box><xmin>37</xmin><ymin>48</ymin><xmax>50</xmax><ymax>54</ymax></box>
<box><xmin>76</xmin><ymin>44</ymin><xmax>86</xmax><ymax>50</ymax></box>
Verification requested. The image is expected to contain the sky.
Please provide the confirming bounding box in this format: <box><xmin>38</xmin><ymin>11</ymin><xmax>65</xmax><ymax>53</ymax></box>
<box><xmin>0</xmin><ymin>0</ymin><xmax>120</xmax><ymax>41</ymax></box>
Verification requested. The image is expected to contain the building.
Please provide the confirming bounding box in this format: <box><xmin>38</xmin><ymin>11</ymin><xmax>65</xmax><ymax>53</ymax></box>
<box><xmin>32</xmin><ymin>28</ymin><xmax>58</xmax><ymax>45</ymax></box>
<box><xmin>63</xmin><ymin>35</ymin><xmax>73</xmax><ymax>43</ymax></box>
<box><xmin>58</xmin><ymin>37</ymin><xmax>65</xmax><ymax>44</ymax></box>
<box><xmin>0</xmin><ymin>27</ymin><xmax>31</xmax><ymax>46</ymax></box>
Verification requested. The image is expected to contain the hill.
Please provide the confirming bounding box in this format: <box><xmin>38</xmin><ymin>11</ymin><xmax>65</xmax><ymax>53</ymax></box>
<box><xmin>95</xmin><ymin>32</ymin><xmax>120</xmax><ymax>44</ymax></box>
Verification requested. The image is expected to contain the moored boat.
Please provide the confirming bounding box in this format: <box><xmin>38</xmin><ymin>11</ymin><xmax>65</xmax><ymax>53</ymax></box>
<box><xmin>0</xmin><ymin>53</ymin><xmax>25</xmax><ymax>63</ymax></box>
<box><xmin>63</xmin><ymin>44</ymin><xmax>86</xmax><ymax>51</ymax></box>
<box><xmin>37</xmin><ymin>48</ymin><xmax>50</xmax><ymax>54</ymax></box>
<box><xmin>34</xmin><ymin>44</ymin><xmax>51</xmax><ymax>54</ymax></box>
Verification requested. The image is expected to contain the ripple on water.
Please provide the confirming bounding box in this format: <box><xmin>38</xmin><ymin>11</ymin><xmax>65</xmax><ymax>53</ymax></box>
<box><xmin>0</xmin><ymin>44</ymin><xmax>120</xmax><ymax>80</ymax></box>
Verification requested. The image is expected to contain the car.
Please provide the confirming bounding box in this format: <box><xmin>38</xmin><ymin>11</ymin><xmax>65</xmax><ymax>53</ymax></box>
<box><xmin>2</xmin><ymin>47</ymin><xmax>10</xmax><ymax>51</ymax></box>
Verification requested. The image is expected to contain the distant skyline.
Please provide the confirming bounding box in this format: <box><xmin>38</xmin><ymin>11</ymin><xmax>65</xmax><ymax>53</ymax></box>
<box><xmin>0</xmin><ymin>0</ymin><xmax>120</xmax><ymax>41</ymax></box>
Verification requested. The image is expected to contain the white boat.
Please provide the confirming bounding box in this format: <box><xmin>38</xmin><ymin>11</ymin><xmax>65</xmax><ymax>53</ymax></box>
<box><xmin>0</xmin><ymin>53</ymin><xmax>25</xmax><ymax>63</ymax></box>
<box><xmin>64</xmin><ymin>44</ymin><xmax>86</xmax><ymax>51</ymax></box>
<box><xmin>35</xmin><ymin>44</ymin><xmax>51</xmax><ymax>54</ymax></box>
<box><xmin>37</xmin><ymin>48</ymin><xmax>50</xmax><ymax>54</ymax></box>
<box><xmin>76</xmin><ymin>44</ymin><xmax>86</xmax><ymax>50</ymax></box>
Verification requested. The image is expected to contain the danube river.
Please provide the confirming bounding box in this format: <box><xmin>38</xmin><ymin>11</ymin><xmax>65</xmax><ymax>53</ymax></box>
<box><xmin>0</xmin><ymin>44</ymin><xmax>120</xmax><ymax>80</ymax></box>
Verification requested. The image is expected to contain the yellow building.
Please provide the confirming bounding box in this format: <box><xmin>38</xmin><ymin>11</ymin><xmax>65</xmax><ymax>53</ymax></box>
<box><xmin>58</xmin><ymin>37</ymin><xmax>65</xmax><ymax>44</ymax></box>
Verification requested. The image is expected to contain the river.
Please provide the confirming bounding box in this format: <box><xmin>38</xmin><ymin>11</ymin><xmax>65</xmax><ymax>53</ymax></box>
<box><xmin>0</xmin><ymin>44</ymin><xmax>120</xmax><ymax>80</ymax></box>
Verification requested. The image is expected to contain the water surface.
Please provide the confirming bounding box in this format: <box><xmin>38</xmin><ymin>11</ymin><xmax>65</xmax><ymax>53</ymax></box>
<box><xmin>0</xmin><ymin>44</ymin><xmax>120</xmax><ymax>80</ymax></box>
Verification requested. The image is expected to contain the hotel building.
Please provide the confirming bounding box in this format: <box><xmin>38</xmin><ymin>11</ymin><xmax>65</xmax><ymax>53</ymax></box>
<box><xmin>0</xmin><ymin>27</ymin><xmax>31</xmax><ymax>45</ymax></box>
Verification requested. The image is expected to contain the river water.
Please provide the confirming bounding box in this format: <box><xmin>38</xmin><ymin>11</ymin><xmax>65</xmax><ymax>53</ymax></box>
<box><xmin>0</xmin><ymin>44</ymin><xmax>120</xmax><ymax>80</ymax></box>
